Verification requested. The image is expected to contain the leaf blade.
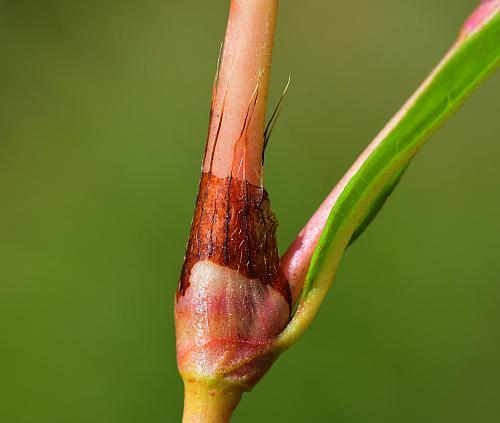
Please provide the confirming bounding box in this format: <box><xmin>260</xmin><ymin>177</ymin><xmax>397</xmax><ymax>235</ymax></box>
<box><xmin>276</xmin><ymin>10</ymin><xmax>500</xmax><ymax>350</ymax></box>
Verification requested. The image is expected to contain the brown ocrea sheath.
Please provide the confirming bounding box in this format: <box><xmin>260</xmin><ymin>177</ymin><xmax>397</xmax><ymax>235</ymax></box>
<box><xmin>177</xmin><ymin>172</ymin><xmax>291</xmax><ymax>307</ymax></box>
<box><xmin>175</xmin><ymin>171</ymin><xmax>291</xmax><ymax>388</ymax></box>
<box><xmin>174</xmin><ymin>0</ymin><xmax>290</xmax><ymax>400</ymax></box>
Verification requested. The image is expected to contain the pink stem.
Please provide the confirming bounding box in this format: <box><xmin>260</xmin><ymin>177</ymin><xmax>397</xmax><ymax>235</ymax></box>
<box><xmin>203</xmin><ymin>0</ymin><xmax>278</xmax><ymax>186</ymax></box>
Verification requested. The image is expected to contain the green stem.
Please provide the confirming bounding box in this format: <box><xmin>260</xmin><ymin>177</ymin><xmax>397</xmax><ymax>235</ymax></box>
<box><xmin>182</xmin><ymin>380</ymin><xmax>243</xmax><ymax>423</ymax></box>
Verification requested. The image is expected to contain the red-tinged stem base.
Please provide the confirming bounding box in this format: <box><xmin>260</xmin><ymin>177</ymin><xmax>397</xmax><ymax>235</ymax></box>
<box><xmin>182</xmin><ymin>380</ymin><xmax>243</xmax><ymax>423</ymax></box>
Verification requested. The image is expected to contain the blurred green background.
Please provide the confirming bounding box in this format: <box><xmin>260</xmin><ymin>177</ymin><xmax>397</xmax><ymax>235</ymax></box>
<box><xmin>1</xmin><ymin>1</ymin><xmax>500</xmax><ymax>422</ymax></box>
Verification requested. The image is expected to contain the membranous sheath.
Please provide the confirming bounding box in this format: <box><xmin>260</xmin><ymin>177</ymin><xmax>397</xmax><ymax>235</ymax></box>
<box><xmin>175</xmin><ymin>172</ymin><xmax>290</xmax><ymax>388</ymax></box>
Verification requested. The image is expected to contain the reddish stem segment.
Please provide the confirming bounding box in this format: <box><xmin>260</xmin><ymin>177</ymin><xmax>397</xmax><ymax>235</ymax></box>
<box><xmin>204</xmin><ymin>0</ymin><xmax>278</xmax><ymax>185</ymax></box>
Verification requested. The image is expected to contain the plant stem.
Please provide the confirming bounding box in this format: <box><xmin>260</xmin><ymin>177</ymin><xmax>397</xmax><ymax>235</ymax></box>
<box><xmin>204</xmin><ymin>0</ymin><xmax>278</xmax><ymax>185</ymax></box>
<box><xmin>179</xmin><ymin>1</ymin><xmax>280</xmax><ymax>421</ymax></box>
<box><xmin>182</xmin><ymin>381</ymin><xmax>243</xmax><ymax>423</ymax></box>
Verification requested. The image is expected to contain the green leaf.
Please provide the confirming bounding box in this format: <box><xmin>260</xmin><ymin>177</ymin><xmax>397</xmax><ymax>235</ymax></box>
<box><xmin>347</xmin><ymin>160</ymin><xmax>411</xmax><ymax>247</ymax></box>
<box><xmin>275</xmin><ymin>10</ymin><xmax>500</xmax><ymax>350</ymax></box>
